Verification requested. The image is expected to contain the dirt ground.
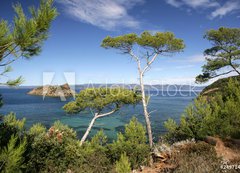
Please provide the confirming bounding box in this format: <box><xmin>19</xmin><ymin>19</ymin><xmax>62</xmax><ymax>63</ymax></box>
<box><xmin>134</xmin><ymin>138</ymin><xmax>240</xmax><ymax>173</ymax></box>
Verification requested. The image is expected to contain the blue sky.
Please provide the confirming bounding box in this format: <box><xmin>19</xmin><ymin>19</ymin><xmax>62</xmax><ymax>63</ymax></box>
<box><xmin>0</xmin><ymin>0</ymin><xmax>240</xmax><ymax>86</ymax></box>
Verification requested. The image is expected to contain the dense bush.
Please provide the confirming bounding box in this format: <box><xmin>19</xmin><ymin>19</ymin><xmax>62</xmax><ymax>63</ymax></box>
<box><xmin>164</xmin><ymin>79</ymin><xmax>240</xmax><ymax>142</ymax></box>
<box><xmin>26</xmin><ymin>121</ymin><xmax>83</xmax><ymax>172</ymax></box>
<box><xmin>79</xmin><ymin>130</ymin><xmax>113</xmax><ymax>173</ymax></box>
<box><xmin>108</xmin><ymin>117</ymin><xmax>150</xmax><ymax>169</ymax></box>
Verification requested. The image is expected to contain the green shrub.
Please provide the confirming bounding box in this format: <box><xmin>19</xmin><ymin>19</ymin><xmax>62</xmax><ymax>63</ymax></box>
<box><xmin>108</xmin><ymin>117</ymin><xmax>150</xmax><ymax>169</ymax></box>
<box><xmin>26</xmin><ymin>121</ymin><xmax>83</xmax><ymax>173</ymax></box>
<box><xmin>0</xmin><ymin>135</ymin><xmax>26</xmax><ymax>173</ymax></box>
<box><xmin>29</xmin><ymin>123</ymin><xmax>46</xmax><ymax>136</ymax></box>
<box><xmin>164</xmin><ymin>79</ymin><xmax>240</xmax><ymax>142</ymax></box>
<box><xmin>79</xmin><ymin>130</ymin><xmax>112</xmax><ymax>173</ymax></box>
<box><xmin>115</xmin><ymin>153</ymin><xmax>131</xmax><ymax>173</ymax></box>
<box><xmin>0</xmin><ymin>113</ymin><xmax>26</xmax><ymax>147</ymax></box>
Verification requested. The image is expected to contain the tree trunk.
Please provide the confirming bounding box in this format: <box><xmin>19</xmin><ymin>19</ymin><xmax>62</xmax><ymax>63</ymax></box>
<box><xmin>80</xmin><ymin>115</ymin><xmax>97</xmax><ymax>146</ymax></box>
<box><xmin>139</xmin><ymin>72</ymin><xmax>153</xmax><ymax>148</ymax></box>
<box><xmin>79</xmin><ymin>109</ymin><xmax>116</xmax><ymax>146</ymax></box>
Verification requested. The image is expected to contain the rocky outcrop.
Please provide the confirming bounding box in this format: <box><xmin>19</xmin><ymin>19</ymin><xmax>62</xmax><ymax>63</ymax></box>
<box><xmin>28</xmin><ymin>83</ymin><xmax>75</xmax><ymax>97</ymax></box>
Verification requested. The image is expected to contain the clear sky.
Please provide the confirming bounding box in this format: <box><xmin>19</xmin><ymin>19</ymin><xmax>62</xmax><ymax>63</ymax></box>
<box><xmin>0</xmin><ymin>0</ymin><xmax>240</xmax><ymax>86</ymax></box>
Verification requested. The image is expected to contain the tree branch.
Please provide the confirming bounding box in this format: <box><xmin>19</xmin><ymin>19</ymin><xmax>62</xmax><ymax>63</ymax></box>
<box><xmin>0</xmin><ymin>57</ymin><xmax>20</xmax><ymax>67</ymax></box>
<box><xmin>211</xmin><ymin>70</ymin><xmax>235</xmax><ymax>79</ymax></box>
<box><xmin>142</xmin><ymin>53</ymin><xmax>158</xmax><ymax>74</ymax></box>
<box><xmin>229</xmin><ymin>59</ymin><xmax>240</xmax><ymax>75</ymax></box>
<box><xmin>1</xmin><ymin>45</ymin><xmax>19</xmax><ymax>60</ymax></box>
<box><xmin>79</xmin><ymin>108</ymin><xmax>117</xmax><ymax>146</ymax></box>
<box><xmin>129</xmin><ymin>50</ymin><xmax>139</xmax><ymax>62</ymax></box>
<box><xmin>96</xmin><ymin>109</ymin><xmax>117</xmax><ymax>119</ymax></box>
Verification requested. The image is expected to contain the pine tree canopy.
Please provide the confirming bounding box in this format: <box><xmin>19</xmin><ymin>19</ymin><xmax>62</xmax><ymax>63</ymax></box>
<box><xmin>101</xmin><ymin>31</ymin><xmax>185</xmax><ymax>55</ymax></box>
<box><xmin>196</xmin><ymin>27</ymin><xmax>240</xmax><ymax>83</ymax></box>
<box><xmin>63</xmin><ymin>88</ymin><xmax>142</xmax><ymax>114</ymax></box>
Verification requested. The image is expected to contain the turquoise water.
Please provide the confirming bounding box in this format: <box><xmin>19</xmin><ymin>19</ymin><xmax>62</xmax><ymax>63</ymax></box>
<box><xmin>0</xmin><ymin>88</ymin><xmax>199</xmax><ymax>141</ymax></box>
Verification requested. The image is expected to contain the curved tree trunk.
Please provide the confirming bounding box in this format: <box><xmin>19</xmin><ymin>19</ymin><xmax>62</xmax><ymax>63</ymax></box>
<box><xmin>80</xmin><ymin>115</ymin><xmax>97</xmax><ymax>146</ymax></box>
<box><xmin>79</xmin><ymin>110</ymin><xmax>116</xmax><ymax>146</ymax></box>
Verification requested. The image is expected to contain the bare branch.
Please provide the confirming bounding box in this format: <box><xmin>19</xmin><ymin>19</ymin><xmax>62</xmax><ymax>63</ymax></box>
<box><xmin>211</xmin><ymin>70</ymin><xmax>235</xmax><ymax>78</ymax></box>
<box><xmin>230</xmin><ymin>59</ymin><xmax>240</xmax><ymax>75</ymax></box>
<box><xmin>0</xmin><ymin>57</ymin><xmax>20</xmax><ymax>66</ymax></box>
<box><xmin>148</xmin><ymin>110</ymin><xmax>157</xmax><ymax>117</ymax></box>
<box><xmin>142</xmin><ymin>53</ymin><xmax>159</xmax><ymax>74</ymax></box>
<box><xmin>79</xmin><ymin>108</ymin><xmax>117</xmax><ymax>146</ymax></box>
<box><xmin>96</xmin><ymin>109</ymin><xmax>117</xmax><ymax>118</ymax></box>
<box><xmin>129</xmin><ymin>50</ymin><xmax>139</xmax><ymax>62</ymax></box>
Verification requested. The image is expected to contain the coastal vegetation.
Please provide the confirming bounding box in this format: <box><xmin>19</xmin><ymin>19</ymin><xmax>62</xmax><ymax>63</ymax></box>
<box><xmin>0</xmin><ymin>0</ymin><xmax>240</xmax><ymax>172</ymax></box>
<box><xmin>164</xmin><ymin>78</ymin><xmax>240</xmax><ymax>142</ymax></box>
<box><xmin>0</xmin><ymin>115</ymin><xmax>149</xmax><ymax>172</ymax></box>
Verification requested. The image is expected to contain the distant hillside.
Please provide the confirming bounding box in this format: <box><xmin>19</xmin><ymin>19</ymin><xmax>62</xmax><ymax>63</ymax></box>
<box><xmin>201</xmin><ymin>76</ymin><xmax>240</xmax><ymax>96</ymax></box>
<box><xmin>74</xmin><ymin>84</ymin><xmax>205</xmax><ymax>91</ymax></box>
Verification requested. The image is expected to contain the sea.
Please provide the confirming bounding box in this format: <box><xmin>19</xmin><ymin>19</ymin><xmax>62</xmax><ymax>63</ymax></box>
<box><xmin>0</xmin><ymin>88</ymin><xmax>200</xmax><ymax>141</ymax></box>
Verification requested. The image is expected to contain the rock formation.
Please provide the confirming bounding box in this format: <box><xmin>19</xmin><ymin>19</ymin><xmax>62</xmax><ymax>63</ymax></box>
<box><xmin>28</xmin><ymin>83</ymin><xmax>75</xmax><ymax>97</ymax></box>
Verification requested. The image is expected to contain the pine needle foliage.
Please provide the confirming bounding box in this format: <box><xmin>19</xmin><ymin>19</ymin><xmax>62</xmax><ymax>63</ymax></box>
<box><xmin>109</xmin><ymin>117</ymin><xmax>150</xmax><ymax>169</ymax></box>
<box><xmin>63</xmin><ymin>87</ymin><xmax>141</xmax><ymax>114</ymax></box>
<box><xmin>0</xmin><ymin>135</ymin><xmax>26</xmax><ymax>173</ymax></box>
<box><xmin>196</xmin><ymin>27</ymin><xmax>240</xmax><ymax>83</ymax></box>
<box><xmin>0</xmin><ymin>0</ymin><xmax>57</xmax><ymax>86</ymax></box>
<box><xmin>115</xmin><ymin>153</ymin><xmax>131</xmax><ymax>173</ymax></box>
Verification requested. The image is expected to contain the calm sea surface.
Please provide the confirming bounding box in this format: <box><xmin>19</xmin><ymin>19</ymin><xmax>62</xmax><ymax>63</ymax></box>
<box><xmin>0</xmin><ymin>88</ymin><xmax>199</xmax><ymax>141</ymax></box>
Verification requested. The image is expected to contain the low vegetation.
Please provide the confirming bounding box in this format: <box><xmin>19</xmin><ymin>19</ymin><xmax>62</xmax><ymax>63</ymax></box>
<box><xmin>0</xmin><ymin>115</ymin><xmax>149</xmax><ymax>173</ymax></box>
<box><xmin>164</xmin><ymin>78</ymin><xmax>240</xmax><ymax>142</ymax></box>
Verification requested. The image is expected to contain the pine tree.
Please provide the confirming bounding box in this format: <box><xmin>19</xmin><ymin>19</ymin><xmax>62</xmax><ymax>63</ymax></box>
<box><xmin>63</xmin><ymin>88</ymin><xmax>141</xmax><ymax>145</ymax></box>
<box><xmin>101</xmin><ymin>31</ymin><xmax>185</xmax><ymax>149</ymax></box>
<box><xmin>0</xmin><ymin>0</ymin><xmax>57</xmax><ymax>86</ymax></box>
<box><xmin>196</xmin><ymin>27</ymin><xmax>240</xmax><ymax>83</ymax></box>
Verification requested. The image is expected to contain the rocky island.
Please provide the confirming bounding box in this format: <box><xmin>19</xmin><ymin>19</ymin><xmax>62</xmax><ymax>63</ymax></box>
<box><xmin>27</xmin><ymin>83</ymin><xmax>76</xmax><ymax>97</ymax></box>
